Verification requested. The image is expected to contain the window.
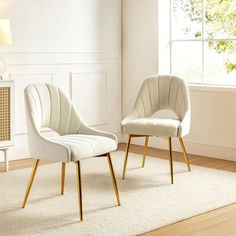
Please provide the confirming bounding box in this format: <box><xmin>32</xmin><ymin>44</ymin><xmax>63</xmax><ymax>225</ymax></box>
<box><xmin>158</xmin><ymin>0</ymin><xmax>236</xmax><ymax>85</ymax></box>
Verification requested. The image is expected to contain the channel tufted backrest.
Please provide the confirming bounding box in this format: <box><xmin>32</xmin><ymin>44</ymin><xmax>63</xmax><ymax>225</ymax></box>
<box><xmin>133</xmin><ymin>75</ymin><xmax>190</xmax><ymax>120</ymax></box>
<box><xmin>25</xmin><ymin>84</ymin><xmax>82</xmax><ymax>135</ymax></box>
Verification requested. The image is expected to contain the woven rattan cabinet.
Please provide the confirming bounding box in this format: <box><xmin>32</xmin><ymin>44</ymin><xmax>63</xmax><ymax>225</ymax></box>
<box><xmin>0</xmin><ymin>80</ymin><xmax>14</xmax><ymax>171</ymax></box>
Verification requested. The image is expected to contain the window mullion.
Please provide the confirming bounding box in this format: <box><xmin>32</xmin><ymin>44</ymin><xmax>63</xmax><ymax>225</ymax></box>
<box><xmin>202</xmin><ymin>0</ymin><xmax>205</xmax><ymax>84</ymax></box>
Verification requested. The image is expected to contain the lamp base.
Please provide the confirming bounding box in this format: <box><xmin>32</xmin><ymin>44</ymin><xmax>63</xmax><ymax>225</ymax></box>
<box><xmin>0</xmin><ymin>56</ymin><xmax>6</xmax><ymax>80</ymax></box>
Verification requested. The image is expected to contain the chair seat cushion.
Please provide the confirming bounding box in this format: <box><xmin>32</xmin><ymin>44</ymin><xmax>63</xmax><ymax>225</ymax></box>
<box><xmin>122</xmin><ymin>118</ymin><xmax>181</xmax><ymax>137</ymax></box>
<box><xmin>51</xmin><ymin>134</ymin><xmax>117</xmax><ymax>161</ymax></box>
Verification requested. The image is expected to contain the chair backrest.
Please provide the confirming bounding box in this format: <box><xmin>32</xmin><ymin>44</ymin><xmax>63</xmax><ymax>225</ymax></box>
<box><xmin>24</xmin><ymin>84</ymin><xmax>82</xmax><ymax>135</ymax></box>
<box><xmin>133</xmin><ymin>75</ymin><xmax>190</xmax><ymax>120</ymax></box>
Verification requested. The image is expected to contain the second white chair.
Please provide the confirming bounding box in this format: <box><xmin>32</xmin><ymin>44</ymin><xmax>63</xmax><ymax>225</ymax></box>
<box><xmin>122</xmin><ymin>75</ymin><xmax>191</xmax><ymax>184</ymax></box>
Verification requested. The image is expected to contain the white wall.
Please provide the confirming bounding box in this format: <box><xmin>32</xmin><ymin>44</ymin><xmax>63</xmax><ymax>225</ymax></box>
<box><xmin>122</xmin><ymin>0</ymin><xmax>158</xmax><ymax>116</ymax></box>
<box><xmin>122</xmin><ymin>0</ymin><xmax>236</xmax><ymax>161</ymax></box>
<box><xmin>0</xmin><ymin>0</ymin><xmax>122</xmax><ymax>161</ymax></box>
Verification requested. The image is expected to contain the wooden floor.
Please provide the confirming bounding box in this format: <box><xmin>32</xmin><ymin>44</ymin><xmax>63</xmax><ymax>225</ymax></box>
<box><xmin>1</xmin><ymin>143</ymin><xmax>236</xmax><ymax>236</ymax></box>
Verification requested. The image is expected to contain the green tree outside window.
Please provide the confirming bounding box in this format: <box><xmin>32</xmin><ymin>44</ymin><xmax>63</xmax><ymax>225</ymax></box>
<box><xmin>173</xmin><ymin>0</ymin><xmax>236</xmax><ymax>73</ymax></box>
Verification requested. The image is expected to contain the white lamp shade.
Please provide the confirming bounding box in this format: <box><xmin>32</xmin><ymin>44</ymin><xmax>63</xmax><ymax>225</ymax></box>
<box><xmin>0</xmin><ymin>19</ymin><xmax>12</xmax><ymax>45</ymax></box>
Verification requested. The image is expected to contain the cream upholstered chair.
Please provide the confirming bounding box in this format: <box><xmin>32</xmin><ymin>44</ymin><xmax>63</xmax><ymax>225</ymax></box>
<box><xmin>22</xmin><ymin>83</ymin><xmax>120</xmax><ymax>220</ymax></box>
<box><xmin>122</xmin><ymin>75</ymin><xmax>191</xmax><ymax>184</ymax></box>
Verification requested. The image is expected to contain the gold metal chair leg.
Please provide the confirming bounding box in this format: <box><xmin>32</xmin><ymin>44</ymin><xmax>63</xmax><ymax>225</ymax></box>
<box><xmin>61</xmin><ymin>162</ymin><xmax>66</xmax><ymax>195</ymax></box>
<box><xmin>179</xmin><ymin>138</ymin><xmax>191</xmax><ymax>171</ymax></box>
<box><xmin>142</xmin><ymin>136</ymin><xmax>149</xmax><ymax>168</ymax></box>
<box><xmin>122</xmin><ymin>134</ymin><xmax>132</xmax><ymax>179</ymax></box>
<box><xmin>107</xmin><ymin>153</ymin><xmax>121</xmax><ymax>206</ymax></box>
<box><xmin>22</xmin><ymin>159</ymin><xmax>40</xmax><ymax>208</ymax></box>
<box><xmin>75</xmin><ymin>161</ymin><xmax>83</xmax><ymax>221</ymax></box>
<box><xmin>168</xmin><ymin>138</ymin><xmax>174</xmax><ymax>184</ymax></box>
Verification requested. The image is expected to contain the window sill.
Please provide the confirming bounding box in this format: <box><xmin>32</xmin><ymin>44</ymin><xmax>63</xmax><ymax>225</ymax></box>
<box><xmin>188</xmin><ymin>84</ymin><xmax>236</xmax><ymax>93</ymax></box>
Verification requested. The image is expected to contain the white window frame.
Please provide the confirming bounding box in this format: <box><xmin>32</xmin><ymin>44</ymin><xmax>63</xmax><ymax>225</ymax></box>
<box><xmin>158</xmin><ymin>0</ymin><xmax>236</xmax><ymax>88</ymax></box>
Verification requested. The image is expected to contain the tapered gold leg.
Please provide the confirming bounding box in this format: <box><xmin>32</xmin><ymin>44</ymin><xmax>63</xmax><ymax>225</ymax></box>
<box><xmin>107</xmin><ymin>153</ymin><xmax>121</xmax><ymax>206</ymax></box>
<box><xmin>168</xmin><ymin>138</ymin><xmax>174</xmax><ymax>184</ymax></box>
<box><xmin>122</xmin><ymin>135</ymin><xmax>132</xmax><ymax>179</ymax></box>
<box><xmin>142</xmin><ymin>136</ymin><xmax>149</xmax><ymax>168</ymax></box>
<box><xmin>61</xmin><ymin>162</ymin><xmax>66</xmax><ymax>195</ymax></box>
<box><xmin>179</xmin><ymin>138</ymin><xmax>191</xmax><ymax>171</ymax></box>
<box><xmin>22</xmin><ymin>159</ymin><xmax>40</xmax><ymax>208</ymax></box>
<box><xmin>75</xmin><ymin>161</ymin><xmax>83</xmax><ymax>221</ymax></box>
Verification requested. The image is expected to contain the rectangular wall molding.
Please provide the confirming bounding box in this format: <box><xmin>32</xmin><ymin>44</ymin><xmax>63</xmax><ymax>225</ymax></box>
<box><xmin>70</xmin><ymin>71</ymin><xmax>108</xmax><ymax>126</ymax></box>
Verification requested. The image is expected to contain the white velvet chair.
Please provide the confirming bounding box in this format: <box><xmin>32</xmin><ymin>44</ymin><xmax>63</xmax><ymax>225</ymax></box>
<box><xmin>122</xmin><ymin>75</ymin><xmax>191</xmax><ymax>184</ymax></box>
<box><xmin>22</xmin><ymin>83</ymin><xmax>120</xmax><ymax>220</ymax></box>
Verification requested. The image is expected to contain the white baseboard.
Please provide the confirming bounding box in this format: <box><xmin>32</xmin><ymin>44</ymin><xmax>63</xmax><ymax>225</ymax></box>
<box><xmin>121</xmin><ymin>135</ymin><xmax>236</xmax><ymax>162</ymax></box>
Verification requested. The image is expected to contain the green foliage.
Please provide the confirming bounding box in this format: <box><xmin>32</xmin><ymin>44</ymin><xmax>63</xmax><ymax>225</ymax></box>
<box><xmin>174</xmin><ymin>0</ymin><xmax>236</xmax><ymax>73</ymax></box>
<box><xmin>208</xmin><ymin>40</ymin><xmax>235</xmax><ymax>54</ymax></box>
<box><xmin>206</xmin><ymin>0</ymin><xmax>236</xmax><ymax>39</ymax></box>
<box><xmin>194</xmin><ymin>31</ymin><xmax>202</xmax><ymax>38</ymax></box>
<box><xmin>225</xmin><ymin>60</ymin><xmax>236</xmax><ymax>73</ymax></box>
